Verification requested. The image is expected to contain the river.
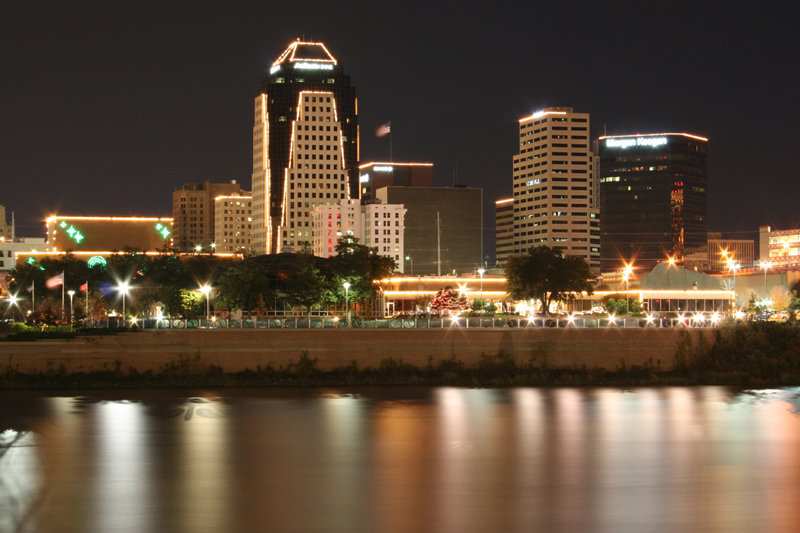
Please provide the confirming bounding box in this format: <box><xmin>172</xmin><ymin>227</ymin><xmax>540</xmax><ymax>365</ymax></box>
<box><xmin>2</xmin><ymin>387</ymin><xmax>799</xmax><ymax>532</ymax></box>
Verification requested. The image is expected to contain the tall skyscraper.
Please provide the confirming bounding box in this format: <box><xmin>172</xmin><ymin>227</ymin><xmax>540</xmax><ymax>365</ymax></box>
<box><xmin>598</xmin><ymin>133</ymin><xmax>708</xmax><ymax>271</ymax></box>
<box><xmin>251</xmin><ymin>40</ymin><xmax>359</xmax><ymax>254</ymax></box>
<box><xmin>512</xmin><ymin>107</ymin><xmax>600</xmax><ymax>269</ymax></box>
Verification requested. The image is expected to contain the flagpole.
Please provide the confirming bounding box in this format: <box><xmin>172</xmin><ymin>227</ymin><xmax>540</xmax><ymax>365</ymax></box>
<box><xmin>389</xmin><ymin>130</ymin><xmax>393</xmax><ymax>162</ymax></box>
<box><xmin>61</xmin><ymin>272</ymin><xmax>65</xmax><ymax>322</ymax></box>
<box><xmin>32</xmin><ymin>282</ymin><xmax>35</xmax><ymax>320</ymax></box>
<box><xmin>85</xmin><ymin>281</ymin><xmax>89</xmax><ymax>323</ymax></box>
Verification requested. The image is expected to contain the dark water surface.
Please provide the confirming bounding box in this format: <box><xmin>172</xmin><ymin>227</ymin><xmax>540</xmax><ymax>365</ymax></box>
<box><xmin>2</xmin><ymin>387</ymin><xmax>800</xmax><ymax>533</ymax></box>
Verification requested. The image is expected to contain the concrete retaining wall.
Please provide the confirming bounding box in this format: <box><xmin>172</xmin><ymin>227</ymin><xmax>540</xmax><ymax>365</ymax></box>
<box><xmin>0</xmin><ymin>328</ymin><xmax>715</xmax><ymax>375</ymax></box>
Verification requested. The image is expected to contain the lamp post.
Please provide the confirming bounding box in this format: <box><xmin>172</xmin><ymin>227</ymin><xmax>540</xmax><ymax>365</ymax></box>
<box><xmin>405</xmin><ymin>255</ymin><xmax>413</xmax><ymax>276</ymax></box>
<box><xmin>343</xmin><ymin>281</ymin><xmax>351</xmax><ymax>323</ymax></box>
<box><xmin>7</xmin><ymin>295</ymin><xmax>18</xmax><ymax>322</ymax></box>
<box><xmin>762</xmin><ymin>261</ymin><xmax>772</xmax><ymax>299</ymax></box>
<box><xmin>623</xmin><ymin>263</ymin><xmax>633</xmax><ymax>314</ymax></box>
<box><xmin>200</xmin><ymin>285</ymin><xmax>211</xmax><ymax>323</ymax></box>
<box><xmin>117</xmin><ymin>281</ymin><xmax>129</xmax><ymax>326</ymax></box>
<box><xmin>67</xmin><ymin>290</ymin><xmax>75</xmax><ymax>329</ymax></box>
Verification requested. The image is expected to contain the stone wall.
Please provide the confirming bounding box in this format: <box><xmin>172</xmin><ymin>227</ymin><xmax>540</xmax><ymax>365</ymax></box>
<box><xmin>0</xmin><ymin>328</ymin><xmax>714</xmax><ymax>375</ymax></box>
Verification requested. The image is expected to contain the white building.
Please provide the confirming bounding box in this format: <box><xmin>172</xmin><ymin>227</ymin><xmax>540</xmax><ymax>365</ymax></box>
<box><xmin>512</xmin><ymin>107</ymin><xmax>600</xmax><ymax>269</ymax></box>
<box><xmin>760</xmin><ymin>225</ymin><xmax>800</xmax><ymax>268</ymax></box>
<box><xmin>214</xmin><ymin>194</ymin><xmax>252</xmax><ymax>253</ymax></box>
<box><xmin>0</xmin><ymin>237</ymin><xmax>47</xmax><ymax>272</ymax></box>
<box><xmin>313</xmin><ymin>199</ymin><xmax>406</xmax><ymax>270</ymax></box>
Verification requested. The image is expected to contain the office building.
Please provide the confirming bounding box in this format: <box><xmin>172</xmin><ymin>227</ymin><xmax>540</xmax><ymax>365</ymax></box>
<box><xmin>172</xmin><ymin>180</ymin><xmax>243</xmax><ymax>252</ymax></box>
<box><xmin>251</xmin><ymin>40</ymin><xmax>358</xmax><ymax>255</ymax></box>
<box><xmin>495</xmin><ymin>198</ymin><xmax>514</xmax><ymax>266</ymax></box>
<box><xmin>376</xmin><ymin>186</ymin><xmax>482</xmax><ymax>275</ymax></box>
<box><xmin>513</xmin><ymin>107</ymin><xmax>600</xmax><ymax>270</ymax></box>
<box><xmin>312</xmin><ymin>199</ymin><xmax>406</xmax><ymax>270</ymax></box>
<box><xmin>0</xmin><ymin>237</ymin><xmax>45</xmax><ymax>272</ymax></box>
<box><xmin>0</xmin><ymin>206</ymin><xmax>11</xmax><ymax>242</ymax></box>
<box><xmin>760</xmin><ymin>225</ymin><xmax>800</xmax><ymax>268</ymax></box>
<box><xmin>598</xmin><ymin>132</ymin><xmax>708</xmax><ymax>271</ymax></box>
<box><xmin>214</xmin><ymin>193</ymin><xmax>252</xmax><ymax>254</ymax></box>
<box><xmin>358</xmin><ymin>162</ymin><xmax>433</xmax><ymax>201</ymax></box>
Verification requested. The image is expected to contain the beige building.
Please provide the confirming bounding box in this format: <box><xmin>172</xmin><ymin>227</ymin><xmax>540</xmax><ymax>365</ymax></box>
<box><xmin>45</xmin><ymin>216</ymin><xmax>173</xmax><ymax>253</ymax></box>
<box><xmin>312</xmin><ymin>199</ymin><xmax>406</xmax><ymax>270</ymax></box>
<box><xmin>0</xmin><ymin>206</ymin><xmax>11</xmax><ymax>242</ymax></box>
<box><xmin>495</xmin><ymin>198</ymin><xmax>514</xmax><ymax>266</ymax></box>
<box><xmin>214</xmin><ymin>193</ymin><xmax>252</xmax><ymax>254</ymax></box>
<box><xmin>760</xmin><ymin>225</ymin><xmax>800</xmax><ymax>268</ymax></box>
<box><xmin>512</xmin><ymin>107</ymin><xmax>600</xmax><ymax>270</ymax></box>
<box><xmin>172</xmin><ymin>181</ymin><xmax>243</xmax><ymax>252</ymax></box>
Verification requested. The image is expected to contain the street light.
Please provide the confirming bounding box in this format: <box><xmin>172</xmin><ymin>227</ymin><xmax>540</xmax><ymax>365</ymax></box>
<box><xmin>200</xmin><ymin>285</ymin><xmax>211</xmax><ymax>323</ymax></box>
<box><xmin>405</xmin><ymin>255</ymin><xmax>413</xmax><ymax>276</ymax></box>
<box><xmin>7</xmin><ymin>294</ymin><xmax>18</xmax><ymax>322</ymax></box>
<box><xmin>343</xmin><ymin>281</ymin><xmax>351</xmax><ymax>323</ymax></box>
<box><xmin>477</xmin><ymin>268</ymin><xmax>485</xmax><ymax>297</ymax></box>
<box><xmin>623</xmin><ymin>263</ymin><xmax>633</xmax><ymax>314</ymax></box>
<box><xmin>117</xmin><ymin>281</ymin><xmax>129</xmax><ymax>326</ymax></box>
<box><xmin>67</xmin><ymin>290</ymin><xmax>75</xmax><ymax>329</ymax></box>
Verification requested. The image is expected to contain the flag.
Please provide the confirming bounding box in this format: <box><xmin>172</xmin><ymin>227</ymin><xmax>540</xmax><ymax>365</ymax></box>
<box><xmin>376</xmin><ymin>121</ymin><xmax>391</xmax><ymax>138</ymax></box>
<box><xmin>80</xmin><ymin>282</ymin><xmax>88</xmax><ymax>293</ymax></box>
<box><xmin>26</xmin><ymin>282</ymin><xmax>34</xmax><ymax>293</ymax></box>
<box><xmin>46</xmin><ymin>272</ymin><xmax>64</xmax><ymax>289</ymax></box>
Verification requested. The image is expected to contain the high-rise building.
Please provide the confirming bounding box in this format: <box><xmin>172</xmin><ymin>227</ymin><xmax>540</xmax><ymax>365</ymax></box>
<box><xmin>598</xmin><ymin>133</ymin><xmax>708</xmax><ymax>271</ymax></box>
<box><xmin>312</xmin><ymin>199</ymin><xmax>406</xmax><ymax>270</ymax></box>
<box><xmin>358</xmin><ymin>162</ymin><xmax>433</xmax><ymax>201</ymax></box>
<box><xmin>172</xmin><ymin>180</ymin><xmax>243</xmax><ymax>252</ymax></box>
<box><xmin>251</xmin><ymin>40</ymin><xmax>359</xmax><ymax>255</ymax></box>
<box><xmin>376</xmin><ymin>186</ymin><xmax>482</xmax><ymax>275</ymax></box>
<box><xmin>494</xmin><ymin>198</ymin><xmax>514</xmax><ymax>266</ymax></box>
<box><xmin>512</xmin><ymin>107</ymin><xmax>600</xmax><ymax>269</ymax></box>
<box><xmin>214</xmin><ymin>193</ymin><xmax>253</xmax><ymax>254</ymax></box>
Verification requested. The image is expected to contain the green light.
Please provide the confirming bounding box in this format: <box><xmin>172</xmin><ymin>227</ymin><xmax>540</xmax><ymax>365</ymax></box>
<box><xmin>59</xmin><ymin>221</ymin><xmax>68</xmax><ymax>229</ymax></box>
<box><xmin>59</xmin><ymin>223</ymin><xmax>86</xmax><ymax>245</ymax></box>
<box><xmin>26</xmin><ymin>256</ymin><xmax>36</xmax><ymax>265</ymax></box>
<box><xmin>87</xmin><ymin>256</ymin><xmax>107</xmax><ymax>269</ymax></box>
<box><xmin>155</xmin><ymin>223</ymin><xmax>171</xmax><ymax>239</ymax></box>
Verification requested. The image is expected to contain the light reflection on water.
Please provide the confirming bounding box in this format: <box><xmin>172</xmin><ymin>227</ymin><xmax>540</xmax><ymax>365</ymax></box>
<box><xmin>1</xmin><ymin>387</ymin><xmax>799</xmax><ymax>533</ymax></box>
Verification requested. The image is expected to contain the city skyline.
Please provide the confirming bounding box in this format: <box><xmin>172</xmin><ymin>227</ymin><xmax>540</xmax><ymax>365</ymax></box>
<box><xmin>2</xmin><ymin>2</ymin><xmax>797</xmax><ymax>256</ymax></box>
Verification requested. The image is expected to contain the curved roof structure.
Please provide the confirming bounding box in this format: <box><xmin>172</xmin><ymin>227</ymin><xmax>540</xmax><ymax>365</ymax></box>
<box><xmin>639</xmin><ymin>262</ymin><xmax>722</xmax><ymax>290</ymax></box>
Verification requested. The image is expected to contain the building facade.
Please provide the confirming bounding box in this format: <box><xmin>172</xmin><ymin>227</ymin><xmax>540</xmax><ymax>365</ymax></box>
<box><xmin>312</xmin><ymin>199</ymin><xmax>406</xmax><ymax>270</ymax></box>
<box><xmin>172</xmin><ymin>181</ymin><xmax>243</xmax><ymax>252</ymax></box>
<box><xmin>251</xmin><ymin>40</ymin><xmax>359</xmax><ymax>255</ymax></box>
<box><xmin>376</xmin><ymin>186</ymin><xmax>482</xmax><ymax>275</ymax></box>
<box><xmin>214</xmin><ymin>193</ymin><xmax>252</xmax><ymax>253</ymax></box>
<box><xmin>45</xmin><ymin>216</ymin><xmax>173</xmax><ymax>253</ymax></box>
<box><xmin>760</xmin><ymin>225</ymin><xmax>800</xmax><ymax>268</ymax></box>
<box><xmin>494</xmin><ymin>198</ymin><xmax>514</xmax><ymax>266</ymax></box>
<box><xmin>0</xmin><ymin>206</ymin><xmax>11</xmax><ymax>242</ymax></box>
<box><xmin>512</xmin><ymin>107</ymin><xmax>600</xmax><ymax>270</ymax></box>
<box><xmin>358</xmin><ymin>162</ymin><xmax>433</xmax><ymax>201</ymax></box>
<box><xmin>598</xmin><ymin>133</ymin><xmax>708</xmax><ymax>271</ymax></box>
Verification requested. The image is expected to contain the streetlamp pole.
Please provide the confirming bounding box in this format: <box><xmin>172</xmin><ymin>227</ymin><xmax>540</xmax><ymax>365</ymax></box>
<box><xmin>67</xmin><ymin>290</ymin><xmax>75</xmax><ymax>330</ymax></box>
<box><xmin>118</xmin><ymin>281</ymin><xmax>129</xmax><ymax>327</ymax></box>
<box><xmin>343</xmin><ymin>281</ymin><xmax>351</xmax><ymax>324</ymax></box>
<box><xmin>405</xmin><ymin>255</ymin><xmax>413</xmax><ymax>276</ymax></box>
<box><xmin>623</xmin><ymin>263</ymin><xmax>633</xmax><ymax>314</ymax></box>
<box><xmin>477</xmin><ymin>268</ymin><xmax>485</xmax><ymax>302</ymax></box>
<box><xmin>200</xmin><ymin>285</ymin><xmax>211</xmax><ymax>323</ymax></box>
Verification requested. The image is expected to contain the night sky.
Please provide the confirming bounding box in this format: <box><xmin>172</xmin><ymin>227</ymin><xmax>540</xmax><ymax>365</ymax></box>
<box><xmin>3</xmin><ymin>2</ymin><xmax>798</xmax><ymax>259</ymax></box>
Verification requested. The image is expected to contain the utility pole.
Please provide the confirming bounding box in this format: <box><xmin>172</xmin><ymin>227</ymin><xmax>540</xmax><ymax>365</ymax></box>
<box><xmin>436</xmin><ymin>211</ymin><xmax>441</xmax><ymax>276</ymax></box>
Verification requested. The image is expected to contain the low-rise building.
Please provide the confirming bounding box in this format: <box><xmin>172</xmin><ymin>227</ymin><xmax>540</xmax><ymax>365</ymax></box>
<box><xmin>214</xmin><ymin>193</ymin><xmax>252</xmax><ymax>253</ymax></box>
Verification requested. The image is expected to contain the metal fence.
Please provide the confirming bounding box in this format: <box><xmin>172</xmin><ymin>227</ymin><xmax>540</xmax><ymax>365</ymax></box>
<box><xmin>89</xmin><ymin>316</ymin><xmax>720</xmax><ymax>330</ymax></box>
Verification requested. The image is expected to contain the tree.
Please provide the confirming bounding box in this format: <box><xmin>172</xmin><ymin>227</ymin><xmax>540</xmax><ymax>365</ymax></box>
<box><xmin>284</xmin><ymin>252</ymin><xmax>327</xmax><ymax>318</ymax></box>
<box><xmin>431</xmin><ymin>286</ymin><xmax>469</xmax><ymax>315</ymax></box>
<box><xmin>328</xmin><ymin>235</ymin><xmax>395</xmax><ymax>315</ymax></box>
<box><xmin>215</xmin><ymin>259</ymin><xmax>274</xmax><ymax>318</ymax></box>
<box><xmin>504</xmin><ymin>246</ymin><xmax>594</xmax><ymax>315</ymax></box>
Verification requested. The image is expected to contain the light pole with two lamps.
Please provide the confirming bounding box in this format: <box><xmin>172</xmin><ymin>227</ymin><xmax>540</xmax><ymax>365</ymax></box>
<box><xmin>623</xmin><ymin>263</ymin><xmax>633</xmax><ymax>314</ymax></box>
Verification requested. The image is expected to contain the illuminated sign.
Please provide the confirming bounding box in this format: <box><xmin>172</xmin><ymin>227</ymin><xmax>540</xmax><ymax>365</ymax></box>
<box><xmin>26</xmin><ymin>256</ymin><xmax>36</xmax><ymax>265</ymax></box>
<box><xmin>373</xmin><ymin>166</ymin><xmax>393</xmax><ymax>172</ymax></box>
<box><xmin>606</xmin><ymin>137</ymin><xmax>668</xmax><ymax>149</ymax></box>
<box><xmin>359</xmin><ymin>173</ymin><xmax>370</xmax><ymax>183</ymax></box>
<box><xmin>58</xmin><ymin>221</ymin><xmax>85</xmax><ymax>244</ymax></box>
<box><xmin>155</xmin><ymin>222</ymin><xmax>171</xmax><ymax>239</ymax></box>
<box><xmin>87</xmin><ymin>256</ymin><xmax>107</xmax><ymax>269</ymax></box>
<box><xmin>293</xmin><ymin>62</ymin><xmax>334</xmax><ymax>71</ymax></box>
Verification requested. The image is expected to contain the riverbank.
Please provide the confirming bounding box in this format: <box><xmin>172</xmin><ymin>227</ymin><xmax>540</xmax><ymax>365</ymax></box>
<box><xmin>1</xmin><ymin>322</ymin><xmax>799</xmax><ymax>388</ymax></box>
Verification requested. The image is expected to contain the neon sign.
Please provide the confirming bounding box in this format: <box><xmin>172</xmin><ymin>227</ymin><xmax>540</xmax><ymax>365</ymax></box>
<box><xmin>606</xmin><ymin>137</ymin><xmax>668</xmax><ymax>149</ymax></box>
<box><xmin>58</xmin><ymin>221</ymin><xmax>85</xmax><ymax>244</ymax></box>
<box><xmin>155</xmin><ymin>223</ymin><xmax>171</xmax><ymax>239</ymax></box>
<box><xmin>359</xmin><ymin>174</ymin><xmax>370</xmax><ymax>183</ymax></box>
<box><xmin>87</xmin><ymin>256</ymin><xmax>107</xmax><ymax>268</ymax></box>
<box><xmin>293</xmin><ymin>62</ymin><xmax>334</xmax><ymax>71</ymax></box>
<box><xmin>373</xmin><ymin>166</ymin><xmax>393</xmax><ymax>172</ymax></box>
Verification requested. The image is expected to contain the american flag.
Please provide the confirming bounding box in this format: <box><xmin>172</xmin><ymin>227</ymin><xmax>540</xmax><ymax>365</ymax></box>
<box><xmin>376</xmin><ymin>121</ymin><xmax>391</xmax><ymax>137</ymax></box>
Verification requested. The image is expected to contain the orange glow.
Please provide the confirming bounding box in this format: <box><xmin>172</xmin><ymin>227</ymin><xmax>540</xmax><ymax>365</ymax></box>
<box><xmin>46</xmin><ymin>216</ymin><xmax>172</xmax><ymax>223</ymax></box>
<box><xmin>598</xmin><ymin>132</ymin><xmax>709</xmax><ymax>142</ymax></box>
<box><xmin>272</xmin><ymin>40</ymin><xmax>338</xmax><ymax>66</ymax></box>
<box><xmin>495</xmin><ymin>198</ymin><xmax>514</xmax><ymax>205</ymax></box>
<box><xmin>358</xmin><ymin>162</ymin><xmax>433</xmax><ymax>169</ymax></box>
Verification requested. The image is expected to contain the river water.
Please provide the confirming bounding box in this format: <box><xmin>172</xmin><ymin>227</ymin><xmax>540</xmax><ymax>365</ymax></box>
<box><xmin>1</xmin><ymin>387</ymin><xmax>799</xmax><ymax>533</ymax></box>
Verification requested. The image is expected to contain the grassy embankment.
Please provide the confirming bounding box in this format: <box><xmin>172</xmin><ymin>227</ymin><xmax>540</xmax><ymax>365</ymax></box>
<box><xmin>1</xmin><ymin>321</ymin><xmax>799</xmax><ymax>389</ymax></box>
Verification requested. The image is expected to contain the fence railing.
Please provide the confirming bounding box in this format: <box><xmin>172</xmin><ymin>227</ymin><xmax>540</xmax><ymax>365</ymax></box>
<box><xmin>87</xmin><ymin>316</ymin><xmax>720</xmax><ymax>330</ymax></box>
